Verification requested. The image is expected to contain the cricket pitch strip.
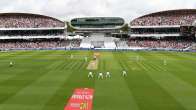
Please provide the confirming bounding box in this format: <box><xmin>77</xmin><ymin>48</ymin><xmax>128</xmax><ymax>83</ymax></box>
<box><xmin>87</xmin><ymin>52</ymin><xmax>100</xmax><ymax>70</ymax></box>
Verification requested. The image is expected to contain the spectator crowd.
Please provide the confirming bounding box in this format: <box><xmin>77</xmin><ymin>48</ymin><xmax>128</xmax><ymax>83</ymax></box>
<box><xmin>0</xmin><ymin>39</ymin><xmax>81</xmax><ymax>49</ymax></box>
<box><xmin>127</xmin><ymin>39</ymin><xmax>193</xmax><ymax>49</ymax></box>
<box><xmin>0</xmin><ymin>16</ymin><xmax>64</xmax><ymax>28</ymax></box>
<box><xmin>0</xmin><ymin>38</ymin><xmax>193</xmax><ymax>50</ymax></box>
<box><xmin>131</xmin><ymin>14</ymin><xmax>196</xmax><ymax>26</ymax></box>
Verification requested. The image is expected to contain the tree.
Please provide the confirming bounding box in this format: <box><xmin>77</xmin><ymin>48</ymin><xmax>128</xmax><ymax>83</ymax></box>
<box><xmin>66</xmin><ymin>22</ymin><xmax>76</xmax><ymax>32</ymax></box>
<box><xmin>120</xmin><ymin>24</ymin><xmax>129</xmax><ymax>32</ymax></box>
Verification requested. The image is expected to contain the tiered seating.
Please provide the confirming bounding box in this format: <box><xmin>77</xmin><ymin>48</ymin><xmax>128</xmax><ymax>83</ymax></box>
<box><xmin>131</xmin><ymin>10</ymin><xmax>196</xmax><ymax>26</ymax></box>
<box><xmin>127</xmin><ymin>40</ymin><xmax>192</xmax><ymax>49</ymax></box>
<box><xmin>0</xmin><ymin>39</ymin><xmax>81</xmax><ymax>49</ymax></box>
<box><xmin>80</xmin><ymin>34</ymin><xmax>117</xmax><ymax>49</ymax></box>
<box><xmin>116</xmin><ymin>40</ymin><xmax>129</xmax><ymax>49</ymax></box>
<box><xmin>0</xmin><ymin>13</ymin><xmax>64</xmax><ymax>28</ymax></box>
<box><xmin>80</xmin><ymin>37</ymin><xmax>92</xmax><ymax>48</ymax></box>
<box><xmin>104</xmin><ymin>37</ymin><xmax>116</xmax><ymax>49</ymax></box>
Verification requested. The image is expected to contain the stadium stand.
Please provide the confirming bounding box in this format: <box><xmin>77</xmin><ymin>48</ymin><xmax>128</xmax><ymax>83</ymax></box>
<box><xmin>131</xmin><ymin>9</ymin><xmax>196</xmax><ymax>26</ymax></box>
<box><xmin>80</xmin><ymin>34</ymin><xmax>117</xmax><ymax>49</ymax></box>
<box><xmin>127</xmin><ymin>39</ymin><xmax>192</xmax><ymax>49</ymax></box>
<box><xmin>0</xmin><ymin>13</ymin><xmax>65</xmax><ymax>39</ymax></box>
<box><xmin>0</xmin><ymin>13</ymin><xmax>71</xmax><ymax>50</ymax></box>
<box><xmin>128</xmin><ymin>9</ymin><xmax>196</xmax><ymax>50</ymax></box>
<box><xmin>115</xmin><ymin>39</ymin><xmax>129</xmax><ymax>49</ymax></box>
<box><xmin>0</xmin><ymin>13</ymin><xmax>64</xmax><ymax>28</ymax></box>
<box><xmin>0</xmin><ymin>39</ymin><xmax>81</xmax><ymax>50</ymax></box>
<box><xmin>188</xmin><ymin>43</ymin><xmax>196</xmax><ymax>50</ymax></box>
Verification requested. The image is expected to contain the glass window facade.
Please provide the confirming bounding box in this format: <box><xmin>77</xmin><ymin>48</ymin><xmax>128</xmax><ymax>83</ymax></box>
<box><xmin>71</xmin><ymin>17</ymin><xmax>124</xmax><ymax>28</ymax></box>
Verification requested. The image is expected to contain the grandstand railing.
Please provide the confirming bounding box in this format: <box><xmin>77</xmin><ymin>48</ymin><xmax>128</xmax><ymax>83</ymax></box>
<box><xmin>0</xmin><ymin>35</ymin><xmax>65</xmax><ymax>39</ymax></box>
<box><xmin>0</xmin><ymin>27</ymin><xmax>65</xmax><ymax>31</ymax></box>
<box><xmin>130</xmin><ymin>25</ymin><xmax>181</xmax><ymax>28</ymax></box>
<box><xmin>130</xmin><ymin>34</ymin><xmax>181</xmax><ymax>37</ymax></box>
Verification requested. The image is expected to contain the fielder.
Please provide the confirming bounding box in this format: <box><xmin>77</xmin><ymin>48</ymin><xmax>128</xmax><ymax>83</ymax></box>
<box><xmin>84</xmin><ymin>57</ymin><xmax>88</xmax><ymax>62</ymax></box>
<box><xmin>163</xmin><ymin>59</ymin><xmax>167</xmax><ymax>66</ymax></box>
<box><xmin>122</xmin><ymin>70</ymin><xmax>127</xmax><ymax>77</ymax></box>
<box><xmin>105</xmin><ymin>72</ymin><xmax>111</xmax><ymax>78</ymax></box>
<box><xmin>98</xmin><ymin>72</ymin><xmax>104</xmax><ymax>79</ymax></box>
<box><xmin>88</xmin><ymin>72</ymin><xmax>94</xmax><ymax>78</ymax></box>
<box><xmin>136</xmin><ymin>56</ymin><xmax>140</xmax><ymax>62</ymax></box>
<box><xmin>70</xmin><ymin>54</ymin><xmax>73</xmax><ymax>59</ymax></box>
<box><xmin>9</xmin><ymin>61</ymin><xmax>13</xmax><ymax>67</ymax></box>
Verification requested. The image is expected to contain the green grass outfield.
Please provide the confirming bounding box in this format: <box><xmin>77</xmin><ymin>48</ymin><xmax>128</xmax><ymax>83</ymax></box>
<box><xmin>0</xmin><ymin>50</ymin><xmax>196</xmax><ymax>110</ymax></box>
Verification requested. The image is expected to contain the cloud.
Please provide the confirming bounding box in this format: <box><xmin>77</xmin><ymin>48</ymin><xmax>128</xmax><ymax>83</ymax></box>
<box><xmin>0</xmin><ymin>0</ymin><xmax>195</xmax><ymax>22</ymax></box>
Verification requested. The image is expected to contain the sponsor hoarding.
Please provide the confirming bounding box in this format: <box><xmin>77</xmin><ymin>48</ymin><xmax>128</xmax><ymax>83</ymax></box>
<box><xmin>64</xmin><ymin>88</ymin><xmax>94</xmax><ymax>110</ymax></box>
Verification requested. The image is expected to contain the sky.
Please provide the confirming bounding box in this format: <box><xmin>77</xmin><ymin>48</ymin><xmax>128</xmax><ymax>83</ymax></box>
<box><xmin>0</xmin><ymin>0</ymin><xmax>195</xmax><ymax>22</ymax></box>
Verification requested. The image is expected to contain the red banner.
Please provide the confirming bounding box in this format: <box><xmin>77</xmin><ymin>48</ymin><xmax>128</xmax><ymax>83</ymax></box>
<box><xmin>64</xmin><ymin>88</ymin><xmax>94</xmax><ymax>110</ymax></box>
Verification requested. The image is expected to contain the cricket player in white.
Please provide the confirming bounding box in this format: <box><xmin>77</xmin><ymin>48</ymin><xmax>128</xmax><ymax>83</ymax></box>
<box><xmin>122</xmin><ymin>70</ymin><xmax>127</xmax><ymax>77</ymax></box>
<box><xmin>84</xmin><ymin>57</ymin><xmax>88</xmax><ymax>62</ymax></box>
<box><xmin>88</xmin><ymin>72</ymin><xmax>93</xmax><ymax>78</ymax></box>
<box><xmin>163</xmin><ymin>59</ymin><xmax>167</xmax><ymax>66</ymax></box>
<box><xmin>9</xmin><ymin>61</ymin><xmax>13</xmax><ymax>67</ymax></box>
<box><xmin>136</xmin><ymin>56</ymin><xmax>140</xmax><ymax>62</ymax></box>
<box><xmin>70</xmin><ymin>54</ymin><xmax>73</xmax><ymax>59</ymax></box>
<box><xmin>105</xmin><ymin>72</ymin><xmax>111</xmax><ymax>78</ymax></box>
<box><xmin>98</xmin><ymin>73</ymin><xmax>104</xmax><ymax>79</ymax></box>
